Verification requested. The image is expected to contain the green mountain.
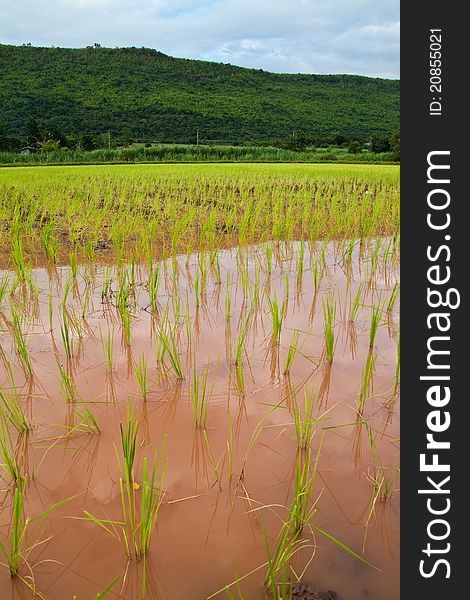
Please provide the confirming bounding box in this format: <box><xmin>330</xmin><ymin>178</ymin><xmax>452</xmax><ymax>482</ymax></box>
<box><xmin>0</xmin><ymin>44</ymin><xmax>399</xmax><ymax>144</ymax></box>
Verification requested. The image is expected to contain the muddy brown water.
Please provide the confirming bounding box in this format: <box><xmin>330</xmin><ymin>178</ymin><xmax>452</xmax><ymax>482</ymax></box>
<box><xmin>0</xmin><ymin>239</ymin><xmax>399</xmax><ymax>600</ymax></box>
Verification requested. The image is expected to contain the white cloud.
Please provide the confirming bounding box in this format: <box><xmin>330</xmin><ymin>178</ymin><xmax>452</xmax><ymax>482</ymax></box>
<box><xmin>0</xmin><ymin>0</ymin><xmax>399</xmax><ymax>77</ymax></box>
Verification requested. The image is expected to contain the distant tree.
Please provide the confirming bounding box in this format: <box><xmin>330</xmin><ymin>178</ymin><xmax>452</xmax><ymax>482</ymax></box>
<box><xmin>81</xmin><ymin>134</ymin><xmax>96</xmax><ymax>151</ymax></box>
<box><xmin>26</xmin><ymin>118</ymin><xmax>43</xmax><ymax>146</ymax></box>
<box><xmin>347</xmin><ymin>140</ymin><xmax>362</xmax><ymax>154</ymax></box>
<box><xmin>283</xmin><ymin>132</ymin><xmax>309</xmax><ymax>152</ymax></box>
<box><xmin>121</xmin><ymin>127</ymin><xmax>133</xmax><ymax>146</ymax></box>
<box><xmin>40</xmin><ymin>140</ymin><xmax>61</xmax><ymax>152</ymax></box>
<box><xmin>390</xmin><ymin>128</ymin><xmax>400</xmax><ymax>161</ymax></box>
<box><xmin>330</xmin><ymin>133</ymin><xmax>349</xmax><ymax>146</ymax></box>
<box><xmin>371</xmin><ymin>134</ymin><xmax>390</xmax><ymax>153</ymax></box>
<box><xmin>0</xmin><ymin>122</ymin><xmax>21</xmax><ymax>151</ymax></box>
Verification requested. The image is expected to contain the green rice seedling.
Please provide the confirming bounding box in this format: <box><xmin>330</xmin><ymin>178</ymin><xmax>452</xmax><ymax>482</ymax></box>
<box><xmin>312</xmin><ymin>262</ymin><xmax>319</xmax><ymax>293</ymax></box>
<box><xmin>69</xmin><ymin>249</ymin><xmax>78</xmax><ymax>280</ymax></box>
<box><xmin>0</xmin><ymin>474</ymin><xmax>78</xmax><ymax>579</ymax></box>
<box><xmin>74</xmin><ymin>403</ymin><xmax>101</xmax><ymax>434</ymax></box>
<box><xmin>62</xmin><ymin>272</ymin><xmax>72</xmax><ymax>308</ymax></box>
<box><xmin>48</xmin><ymin>290</ymin><xmax>54</xmax><ymax>333</ymax></box>
<box><xmin>147</xmin><ymin>265</ymin><xmax>160</xmax><ymax>311</ymax></box>
<box><xmin>387</xmin><ymin>282</ymin><xmax>400</xmax><ymax>312</ymax></box>
<box><xmin>296</xmin><ymin>241</ymin><xmax>305</xmax><ymax>288</ymax></box>
<box><xmin>358</xmin><ymin>352</ymin><xmax>377</xmax><ymax>414</ymax></box>
<box><xmin>116</xmin><ymin>272</ymin><xmax>133</xmax><ymax>345</ymax></box>
<box><xmin>100</xmin><ymin>326</ymin><xmax>114</xmax><ymax>373</ymax></box>
<box><xmin>369</xmin><ymin>301</ymin><xmax>383</xmax><ymax>349</ymax></box>
<box><xmin>158</xmin><ymin>321</ymin><xmax>183</xmax><ymax>379</ymax></box>
<box><xmin>289</xmin><ymin>449</ymin><xmax>317</xmax><ymax>536</ymax></box>
<box><xmin>268</xmin><ymin>292</ymin><xmax>283</xmax><ymax>346</ymax></box>
<box><xmin>60</xmin><ymin>309</ymin><xmax>74</xmax><ymax>358</ymax></box>
<box><xmin>190</xmin><ymin>357</ymin><xmax>212</xmax><ymax>428</ymax></box>
<box><xmin>225</xmin><ymin>272</ymin><xmax>232</xmax><ymax>322</ymax></box>
<box><xmin>284</xmin><ymin>272</ymin><xmax>290</xmax><ymax>303</ymax></box>
<box><xmin>0</xmin><ymin>367</ymin><xmax>28</xmax><ymax>433</ymax></box>
<box><xmin>134</xmin><ymin>353</ymin><xmax>149</xmax><ymax>402</ymax></box>
<box><xmin>1</xmin><ymin>474</ymin><xmax>26</xmax><ymax>576</ymax></box>
<box><xmin>120</xmin><ymin>402</ymin><xmax>139</xmax><ymax>486</ymax></box>
<box><xmin>0</xmin><ymin>274</ymin><xmax>10</xmax><ymax>306</ymax></box>
<box><xmin>139</xmin><ymin>451</ymin><xmax>167</xmax><ymax>556</ymax></box>
<box><xmin>10</xmin><ymin>306</ymin><xmax>33</xmax><ymax>377</ymax></box>
<box><xmin>234</xmin><ymin>308</ymin><xmax>253</xmax><ymax>367</ymax></box>
<box><xmin>266</xmin><ymin>244</ymin><xmax>273</xmax><ymax>277</ymax></box>
<box><xmin>194</xmin><ymin>273</ymin><xmax>200</xmax><ymax>308</ymax></box>
<box><xmin>227</xmin><ymin>408</ymin><xmax>233</xmax><ymax>481</ymax></box>
<box><xmin>101</xmin><ymin>266</ymin><xmax>113</xmax><ymax>301</ymax></box>
<box><xmin>292</xmin><ymin>388</ymin><xmax>317</xmax><ymax>450</ymax></box>
<box><xmin>264</xmin><ymin>524</ymin><xmax>308</xmax><ymax>599</ymax></box>
<box><xmin>0</xmin><ymin>411</ymin><xmax>22</xmax><ymax>483</ymax></box>
<box><xmin>322</xmin><ymin>292</ymin><xmax>336</xmax><ymax>364</ymax></box>
<box><xmin>11</xmin><ymin>233</ymin><xmax>28</xmax><ymax>282</ymax></box>
<box><xmin>387</xmin><ymin>332</ymin><xmax>400</xmax><ymax>408</ymax></box>
<box><xmin>348</xmin><ymin>283</ymin><xmax>363</xmax><ymax>323</ymax></box>
<box><xmin>79</xmin><ymin>429</ymin><xmax>166</xmax><ymax>568</ymax></box>
<box><xmin>58</xmin><ymin>362</ymin><xmax>80</xmax><ymax>403</ymax></box>
<box><xmin>41</xmin><ymin>224</ymin><xmax>57</xmax><ymax>263</ymax></box>
<box><xmin>394</xmin><ymin>333</ymin><xmax>400</xmax><ymax>394</ymax></box>
<box><xmin>283</xmin><ymin>330</ymin><xmax>300</xmax><ymax>376</ymax></box>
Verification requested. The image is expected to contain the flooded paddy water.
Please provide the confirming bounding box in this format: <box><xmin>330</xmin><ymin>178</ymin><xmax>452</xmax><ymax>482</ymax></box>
<box><xmin>0</xmin><ymin>237</ymin><xmax>399</xmax><ymax>600</ymax></box>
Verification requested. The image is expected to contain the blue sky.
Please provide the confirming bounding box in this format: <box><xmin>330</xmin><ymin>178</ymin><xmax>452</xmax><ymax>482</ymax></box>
<box><xmin>0</xmin><ymin>0</ymin><xmax>400</xmax><ymax>78</ymax></box>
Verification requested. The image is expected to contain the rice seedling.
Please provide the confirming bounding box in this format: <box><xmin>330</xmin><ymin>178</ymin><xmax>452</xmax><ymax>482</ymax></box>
<box><xmin>322</xmin><ymin>292</ymin><xmax>336</xmax><ymax>364</ymax></box>
<box><xmin>11</xmin><ymin>233</ymin><xmax>28</xmax><ymax>282</ymax></box>
<box><xmin>0</xmin><ymin>274</ymin><xmax>10</xmax><ymax>306</ymax></box>
<box><xmin>100</xmin><ymin>325</ymin><xmax>114</xmax><ymax>373</ymax></box>
<box><xmin>289</xmin><ymin>448</ymin><xmax>317</xmax><ymax>536</ymax></box>
<box><xmin>58</xmin><ymin>362</ymin><xmax>81</xmax><ymax>403</ymax></box>
<box><xmin>296</xmin><ymin>241</ymin><xmax>305</xmax><ymax>288</ymax></box>
<box><xmin>369</xmin><ymin>301</ymin><xmax>383</xmax><ymax>349</ymax></box>
<box><xmin>147</xmin><ymin>264</ymin><xmax>160</xmax><ymax>311</ymax></box>
<box><xmin>101</xmin><ymin>266</ymin><xmax>113</xmax><ymax>301</ymax></box>
<box><xmin>0</xmin><ymin>367</ymin><xmax>28</xmax><ymax>433</ymax></box>
<box><xmin>225</xmin><ymin>272</ymin><xmax>232</xmax><ymax>322</ymax></box>
<box><xmin>348</xmin><ymin>283</ymin><xmax>363</xmax><ymax>323</ymax></box>
<box><xmin>41</xmin><ymin>224</ymin><xmax>57</xmax><ymax>263</ymax></box>
<box><xmin>0</xmin><ymin>410</ymin><xmax>22</xmax><ymax>483</ymax></box>
<box><xmin>158</xmin><ymin>321</ymin><xmax>183</xmax><ymax>379</ymax></box>
<box><xmin>283</xmin><ymin>330</ymin><xmax>301</xmax><ymax>376</ymax></box>
<box><xmin>234</xmin><ymin>309</ymin><xmax>252</xmax><ymax>367</ymax></box>
<box><xmin>292</xmin><ymin>388</ymin><xmax>317</xmax><ymax>450</ymax></box>
<box><xmin>0</xmin><ymin>474</ymin><xmax>78</xmax><ymax>579</ymax></box>
<box><xmin>387</xmin><ymin>282</ymin><xmax>400</xmax><ymax>312</ymax></box>
<box><xmin>80</xmin><ymin>428</ymin><xmax>167</xmax><ymax>574</ymax></box>
<box><xmin>60</xmin><ymin>309</ymin><xmax>74</xmax><ymax>358</ymax></box>
<box><xmin>73</xmin><ymin>403</ymin><xmax>101</xmax><ymax>434</ymax></box>
<box><xmin>119</xmin><ymin>402</ymin><xmax>140</xmax><ymax>485</ymax></box>
<box><xmin>190</xmin><ymin>357</ymin><xmax>212</xmax><ymax>428</ymax></box>
<box><xmin>10</xmin><ymin>306</ymin><xmax>33</xmax><ymax>377</ymax></box>
<box><xmin>134</xmin><ymin>352</ymin><xmax>149</xmax><ymax>402</ymax></box>
<box><xmin>358</xmin><ymin>352</ymin><xmax>377</xmax><ymax>414</ymax></box>
<box><xmin>268</xmin><ymin>292</ymin><xmax>284</xmax><ymax>346</ymax></box>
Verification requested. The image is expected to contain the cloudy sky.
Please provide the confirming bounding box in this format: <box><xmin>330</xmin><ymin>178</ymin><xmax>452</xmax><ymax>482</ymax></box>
<box><xmin>0</xmin><ymin>0</ymin><xmax>399</xmax><ymax>78</ymax></box>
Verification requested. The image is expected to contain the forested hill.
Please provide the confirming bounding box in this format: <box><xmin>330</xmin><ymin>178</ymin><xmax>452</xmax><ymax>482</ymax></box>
<box><xmin>0</xmin><ymin>44</ymin><xmax>399</xmax><ymax>144</ymax></box>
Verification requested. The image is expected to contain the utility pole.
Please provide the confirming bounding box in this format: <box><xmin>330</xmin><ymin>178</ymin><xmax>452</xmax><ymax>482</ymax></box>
<box><xmin>108</xmin><ymin>131</ymin><xmax>111</xmax><ymax>149</ymax></box>
<box><xmin>196</xmin><ymin>130</ymin><xmax>199</xmax><ymax>146</ymax></box>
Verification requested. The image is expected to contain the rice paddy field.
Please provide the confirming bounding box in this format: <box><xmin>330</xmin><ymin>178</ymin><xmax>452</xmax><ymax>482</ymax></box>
<box><xmin>0</xmin><ymin>163</ymin><xmax>400</xmax><ymax>599</ymax></box>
